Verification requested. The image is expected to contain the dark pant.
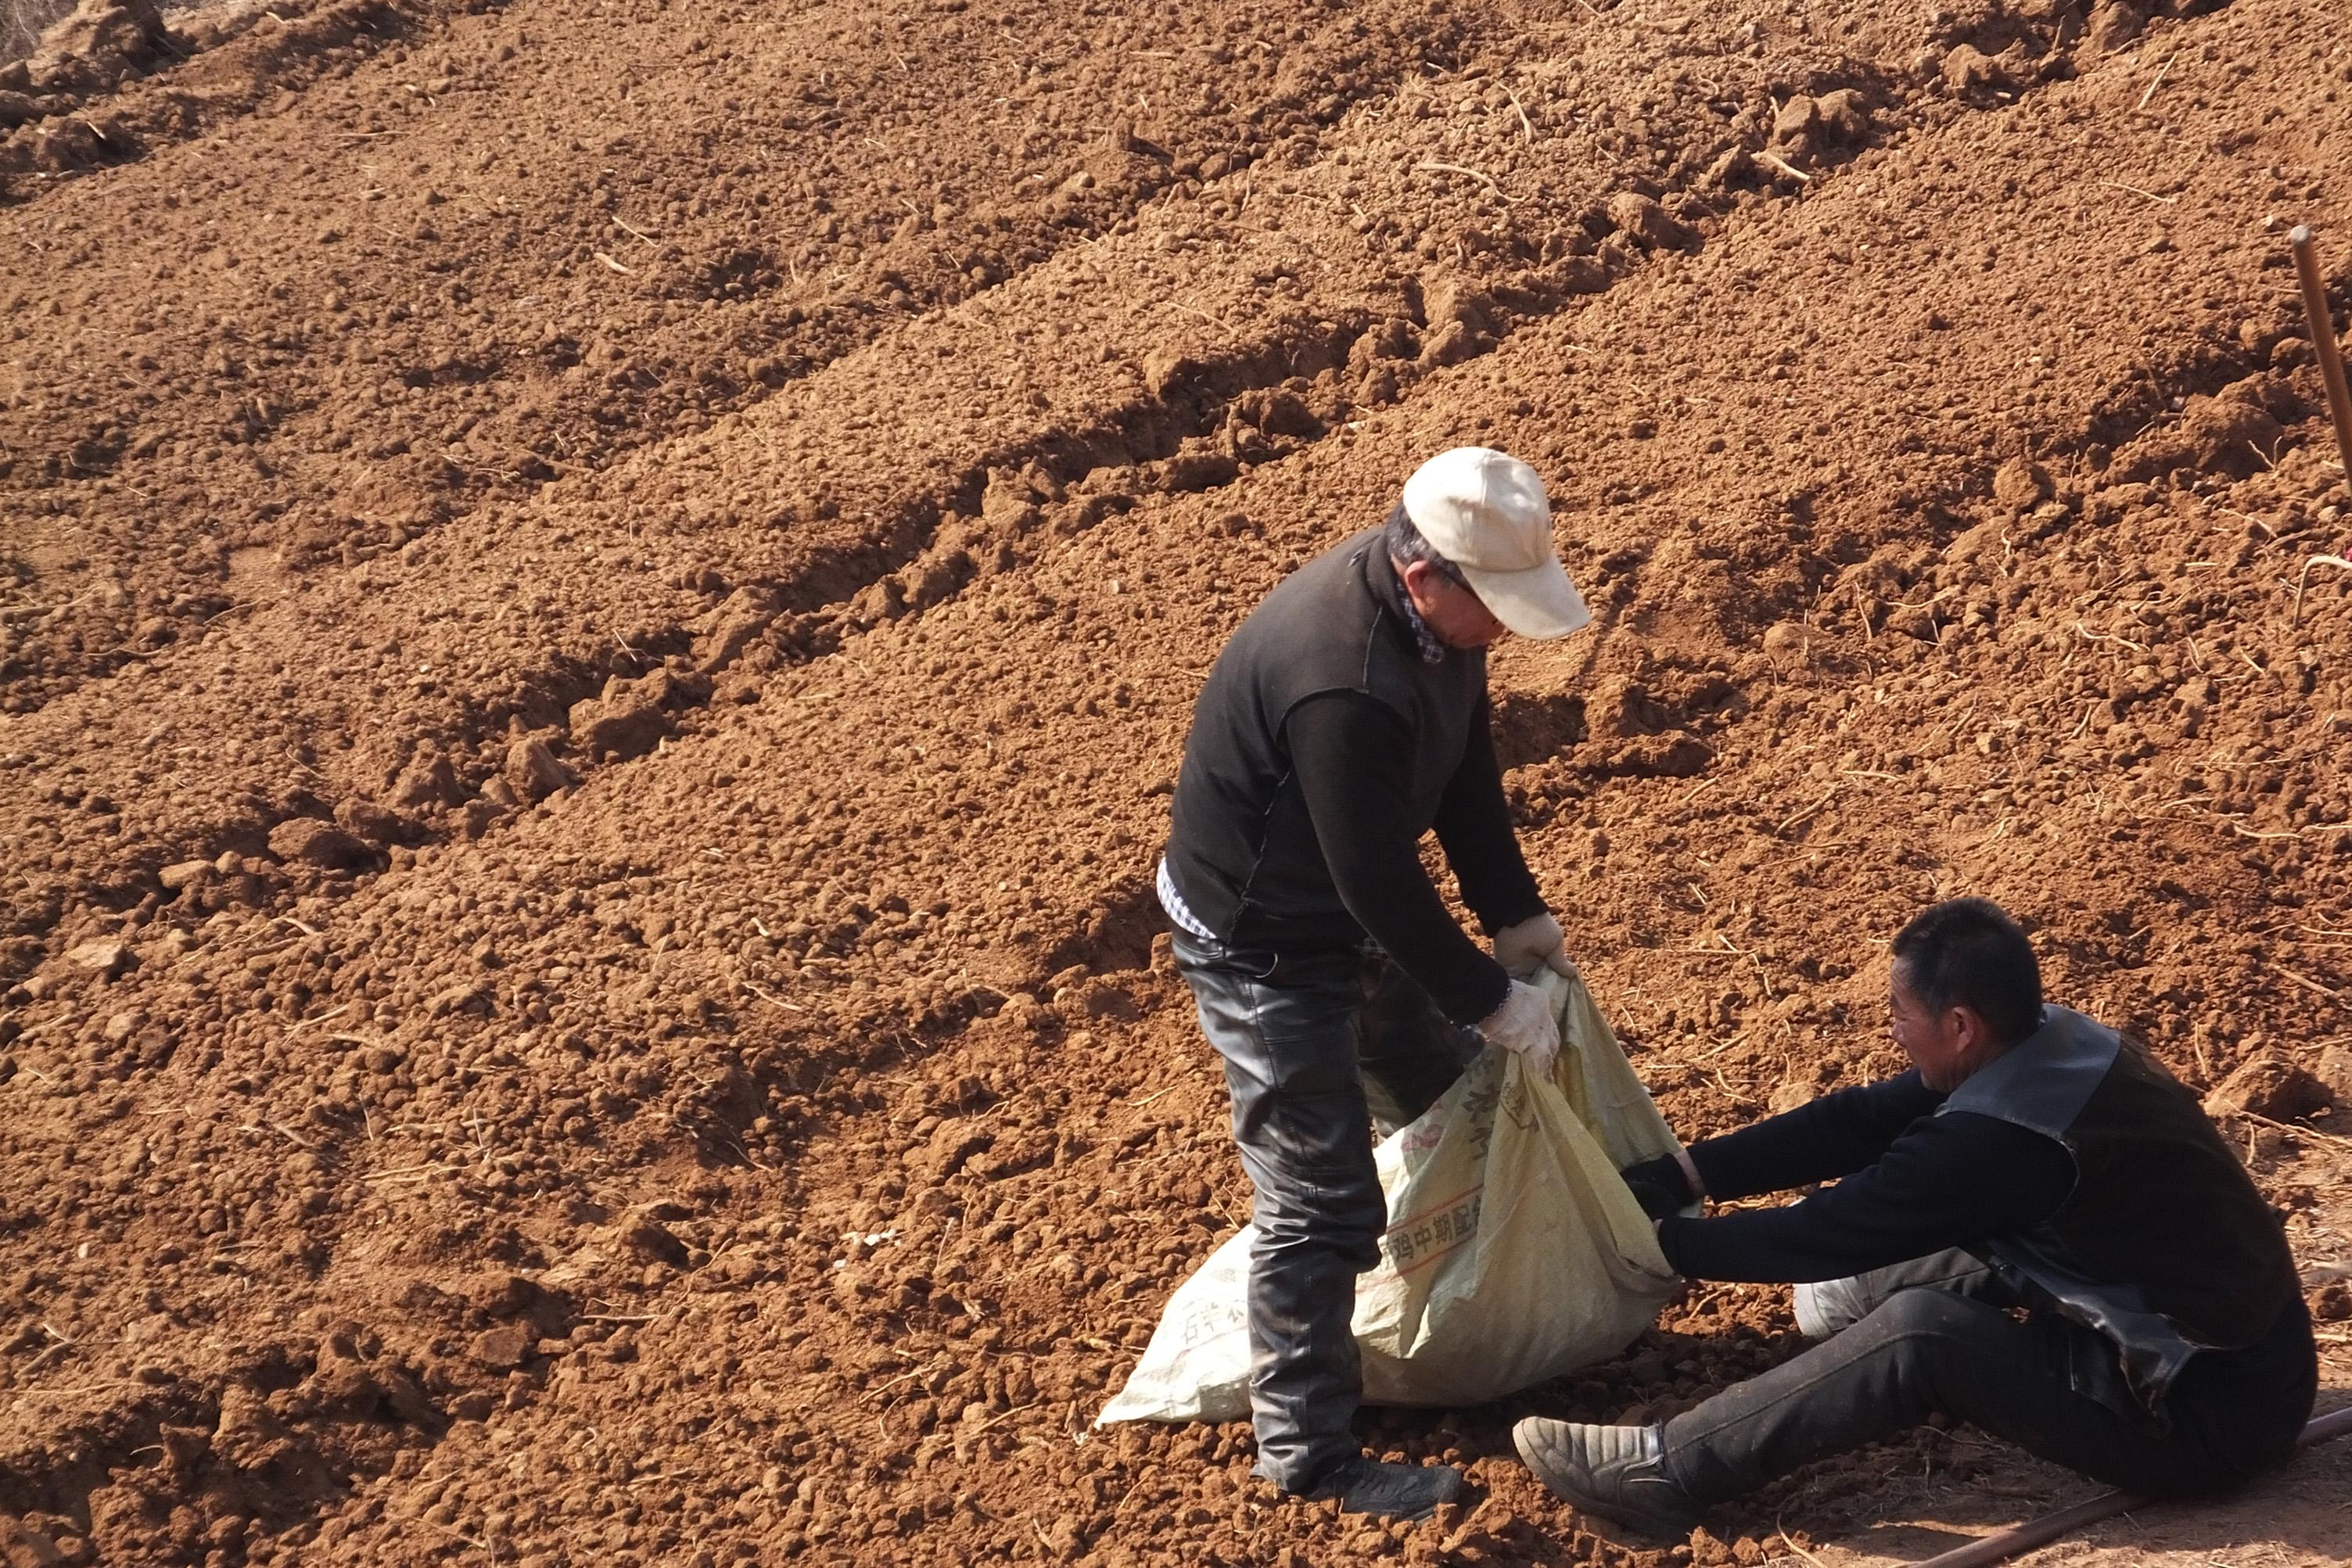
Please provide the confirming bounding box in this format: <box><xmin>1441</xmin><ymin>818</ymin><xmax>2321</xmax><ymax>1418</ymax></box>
<box><xmin>1661</xmin><ymin>1251</ymin><xmax>2318</xmax><ymax>1505</ymax></box>
<box><xmin>1170</xmin><ymin>928</ymin><xmax>1479</xmax><ymax>1491</ymax></box>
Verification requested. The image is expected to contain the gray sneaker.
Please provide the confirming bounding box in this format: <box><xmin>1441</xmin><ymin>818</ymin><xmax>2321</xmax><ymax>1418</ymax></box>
<box><xmin>1512</xmin><ymin>1419</ymin><xmax>1700</xmax><ymax>1535</ymax></box>
<box><xmin>1300</xmin><ymin>1455</ymin><xmax>1466</xmax><ymax>1520</ymax></box>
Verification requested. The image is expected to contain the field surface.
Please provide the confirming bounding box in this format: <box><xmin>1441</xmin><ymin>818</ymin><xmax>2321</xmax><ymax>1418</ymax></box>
<box><xmin>3</xmin><ymin>1</ymin><xmax>2351</xmax><ymax>1565</ymax></box>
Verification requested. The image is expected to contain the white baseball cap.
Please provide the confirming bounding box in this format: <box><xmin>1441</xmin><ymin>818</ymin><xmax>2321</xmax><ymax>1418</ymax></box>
<box><xmin>1401</xmin><ymin>447</ymin><xmax>1591</xmax><ymax>640</ymax></box>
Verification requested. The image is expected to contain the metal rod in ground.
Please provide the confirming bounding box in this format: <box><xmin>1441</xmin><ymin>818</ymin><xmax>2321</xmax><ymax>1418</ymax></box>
<box><xmin>1911</xmin><ymin>1403</ymin><xmax>2352</xmax><ymax>1568</ymax></box>
<box><xmin>2291</xmin><ymin>225</ymin><xmax>2352</xmax><ymax>492</ymax></box>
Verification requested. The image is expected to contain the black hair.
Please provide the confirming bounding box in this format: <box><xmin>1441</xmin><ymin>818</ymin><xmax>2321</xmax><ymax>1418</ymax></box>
<box><xmin>1890</xmin><ymin>897</ymin><xmax>2043</xmax><ymax>1045</ymax></box>
<box><xmin>1383</xmin><ymin>501</ymin><xmax>1469</xmax><ymax>587</ymax></box>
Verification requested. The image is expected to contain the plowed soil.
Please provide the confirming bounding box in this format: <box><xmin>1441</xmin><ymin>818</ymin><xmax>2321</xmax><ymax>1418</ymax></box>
<box><xmin>4</xmin><ymin>0</ymin><xmax>2351</xmax><ymax>1564</ymax></box>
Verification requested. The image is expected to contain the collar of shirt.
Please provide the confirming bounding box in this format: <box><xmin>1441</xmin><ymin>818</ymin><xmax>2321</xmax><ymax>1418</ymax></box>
<box><xmin>1397</xmin><ymin>587</ymin><xmax>1448</xmax><ymax>665</ymax></box>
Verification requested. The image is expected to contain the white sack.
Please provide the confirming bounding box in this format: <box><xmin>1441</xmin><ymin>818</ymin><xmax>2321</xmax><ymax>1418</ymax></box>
<box><xmin>1098</xmin><ymin>969</ymin><xmax>1682</xmax><ymax>1423</ymax></box>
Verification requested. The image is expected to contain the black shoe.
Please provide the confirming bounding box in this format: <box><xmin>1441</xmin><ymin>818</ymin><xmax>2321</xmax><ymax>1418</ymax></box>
<box><xmin>1299</xmin><ymin>1455</ymin><xmax>1466</xmax><ymax>1521</ymax></box>
<box><xmin>1512</xmin><ymin>1419</ymin><xmax>1699</xmax><ymax>1536</ymax></box>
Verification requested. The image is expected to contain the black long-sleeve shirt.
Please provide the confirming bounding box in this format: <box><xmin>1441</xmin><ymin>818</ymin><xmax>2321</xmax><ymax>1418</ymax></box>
<box><xmin>1656</xmin><ymin>1072</ymin><xmax>2078</xmax><ymax>1283</ymax></box>
<box><xmin>1163</xmin><ymin>527</ymin><xmax>1544</xmax><ymax>1024</ymax></box>
<box><xmin>1286</xmin><ymin>690</ymin><xmax>1540</xmax><ymax>1024</ymax></box>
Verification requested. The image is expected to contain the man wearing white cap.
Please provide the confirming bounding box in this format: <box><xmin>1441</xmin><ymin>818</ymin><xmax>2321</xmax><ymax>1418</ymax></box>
<box><xmin>1157</xmin><ymin>447</ymin><xmax>1593</xmax><ymax>1519</ymax></box>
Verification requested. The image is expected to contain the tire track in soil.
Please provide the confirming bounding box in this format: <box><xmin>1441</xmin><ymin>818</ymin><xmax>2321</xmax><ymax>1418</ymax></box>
<box><xmin>0</xmin><ymin>0</ymin><xmax>1502</xmax><ymax>716</ymax></box>
<box><xmin>5</xmin><ymin>2</ymin><xmax>2352</xmax><ymax>1565</ymax></box>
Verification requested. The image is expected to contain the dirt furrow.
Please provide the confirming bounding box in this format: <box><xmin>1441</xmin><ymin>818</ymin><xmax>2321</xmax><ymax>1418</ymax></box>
<box><xmin>273</xmin><ymin>9</ymin><xmax>2351</xmax><ymax>1558</ymax></box>
<box><xmin>0</xmin><ymin>0</ymin><xmax>2135</xmax><ymax>960</ymax></box>
<box><xmin>0</xmin><ymin>0</ymin><xmax>1500</xmax><ymax>714</ymax></box>
<box><xmin>3</xmin><ymin>2</ymin><xmax>2351</xmax><ymax>1566</ymax></box>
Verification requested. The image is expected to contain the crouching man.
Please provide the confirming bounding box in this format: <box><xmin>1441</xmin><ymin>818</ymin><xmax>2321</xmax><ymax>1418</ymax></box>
<box><xmin>1516</xmin><ymin>896</ymin><xmax>2316</xmax><ymax>1533</ymax></box>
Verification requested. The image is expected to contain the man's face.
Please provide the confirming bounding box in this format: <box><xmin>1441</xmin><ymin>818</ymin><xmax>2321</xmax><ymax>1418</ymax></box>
<box><xmin>1397</xmin><ymin>558</ymin><xmax>1507</xmax><ymax>648</ymax></box>
<box><xmin>1888</xmin><ymin>966</ymin><xmax>1984</xmax><ymax>1093</ymax></box>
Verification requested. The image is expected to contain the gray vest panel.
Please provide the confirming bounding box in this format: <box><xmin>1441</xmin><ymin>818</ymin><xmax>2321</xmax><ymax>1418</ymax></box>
<box><xmin>1941</xmin><ymin>1007</ymin><xmax>2205</xmax><ymax>1410</ymax></box>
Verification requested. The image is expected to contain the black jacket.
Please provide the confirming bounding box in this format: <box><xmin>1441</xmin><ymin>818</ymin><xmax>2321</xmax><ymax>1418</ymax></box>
<box><xmin>1162</xmin><ymin>526</ymin><xmax>1544</xmax><ymax>1024</ymax></box>
<box><xmin>1652</xmin><ymin>1010</ymin><xmax>2302</xmax><ymax>1401</ymax></box>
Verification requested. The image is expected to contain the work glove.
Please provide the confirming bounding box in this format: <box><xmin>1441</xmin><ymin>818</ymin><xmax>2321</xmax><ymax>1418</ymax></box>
<box><xmin>1477</xmin><ymin>979</ymin><xmax>1561</xmax><ymax>1079</ymax></box>
<box><xmin>1619</xmin><ymin>1152</ymin><xmax>1703</xmax><ymax>1222</ymax></box>
<box><xmin>1492</xmin><ymin>912</ymin><xmax>1578</xmax><ymax>981</ymax></box>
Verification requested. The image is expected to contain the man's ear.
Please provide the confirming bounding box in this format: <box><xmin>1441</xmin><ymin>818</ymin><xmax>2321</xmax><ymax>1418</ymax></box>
<box><xmin>1950</xmin><ymin>1004</ymin><xmax>1994</xmax><ymax>1053</ymax></box>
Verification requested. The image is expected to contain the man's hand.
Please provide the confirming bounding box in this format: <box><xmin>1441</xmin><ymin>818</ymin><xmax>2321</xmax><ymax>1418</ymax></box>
<box><xmin>1619</xmin><ymin>1150</ymin><xmax>1705</xmax><ymax>1221</ymax></box>
<box><xmin>1493</xmin><ymin>912</ymin><xmax>1577</xmax><ymax>981</ymax></box>
<box><xmin>1478</xmin><ymin>979</ymin><xmax>1561</xmax><ymax>1078</ymax></box>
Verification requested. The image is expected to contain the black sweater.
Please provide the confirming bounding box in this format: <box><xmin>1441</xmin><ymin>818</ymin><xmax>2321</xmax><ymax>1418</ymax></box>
<box><xmin>1163</xmin><ymin>528</ymin><xmax>1544</xmax><ymax>1024</ymax></box>
<box><xmin>1656</xmin><ymin>1072</ymin><xmax>2078</xmax><ymax>1283</ymax></box>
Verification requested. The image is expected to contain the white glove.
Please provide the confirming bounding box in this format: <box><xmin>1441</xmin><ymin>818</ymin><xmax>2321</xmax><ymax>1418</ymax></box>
<box><xmin>1478</xmin><ymin>979</ymin><xmax>1561</xmax><ymax>1078</ymax></box>
<box><xmin>1493</xmin><ymin>912</ymin><xmax>1578</xmax><ymax>981</ymax></box>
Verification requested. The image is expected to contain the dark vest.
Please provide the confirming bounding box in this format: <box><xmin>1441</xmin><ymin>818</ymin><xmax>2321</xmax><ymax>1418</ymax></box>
<box><xmin>1943</xmin><ymin>1007</ymin><xmax>2300</xmax><ymax>1408</ymax></box>
<box><xmin>1164</xmin><ymin>526</ymin><xmax>1485</xmax><ymax>948</ymax></box>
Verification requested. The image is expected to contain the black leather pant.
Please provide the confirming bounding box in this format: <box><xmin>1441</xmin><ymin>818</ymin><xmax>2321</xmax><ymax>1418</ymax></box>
<box><xmin>1661</xmin><ymin>1250</ymin><xmax>2318</xmax><ymax>1505</ymax></box>
<box><xmin>1170</xmin><ymin>929</ymin><xmax>1478</xmax><ymax>1490</ymax></box>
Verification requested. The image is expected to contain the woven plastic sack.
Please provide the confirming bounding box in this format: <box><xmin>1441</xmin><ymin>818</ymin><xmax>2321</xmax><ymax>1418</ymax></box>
<box><xmin>1098</xmin><ymin>969</ymin><xmax>1682</xmax><ymax>1423</ymax></box>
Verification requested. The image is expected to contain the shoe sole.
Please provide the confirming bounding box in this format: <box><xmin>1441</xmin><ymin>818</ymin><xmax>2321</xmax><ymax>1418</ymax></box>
<box><xmin>1510</xmin><ymin>1419</ymin><xmax>1693</xmax><ymax>1539</ymax></box>
<box><xmin>1512</xmin><ymin>1419</ymin><xmax>1602</xmax><ymax>1510</ymax></box>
